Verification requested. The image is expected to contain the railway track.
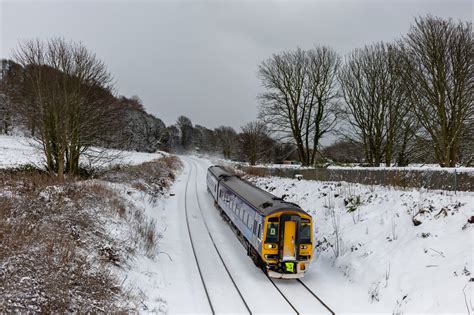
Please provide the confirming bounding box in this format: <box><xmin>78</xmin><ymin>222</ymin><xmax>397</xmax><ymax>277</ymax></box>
<box><xmin>182</xmin><ymin>160</ymin><xmax>214</xmax><ymax>314</ymax></box>
<box><xmin>188</xmin><ymin>159</ymin><xmax>252</xmax><ymax>314</ymax></box>
<box><xmin>266</xmin><ymin>276</ymin><xmax>336</xmax><ymax>315</ymax></box>
<box><xmin>184</xmin><ymin>157</ymin><xmax>336</xmax><ymax>315</ymax></box>
<box><xmin>297</xmin><ymin>279</ymin><xmax>335</xmax><ymax>315</ymax></box>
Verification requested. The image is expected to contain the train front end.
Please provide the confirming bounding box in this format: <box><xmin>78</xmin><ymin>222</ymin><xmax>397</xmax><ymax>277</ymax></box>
<box><xmin>261</xmin><ymin>211</ymin><xmax>313</xmax><ymax>279</ymax></box>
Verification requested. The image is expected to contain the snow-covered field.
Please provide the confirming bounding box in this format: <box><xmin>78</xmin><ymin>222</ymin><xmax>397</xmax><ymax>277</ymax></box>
<box><xmin>0</xmin><ymin>135</ymin><xmax>165</xmax><ymax>169</ymax></box>
<box><xmin>247</xmin><ymin>175</ymin><xmax>474</xmax><ymax>313</ymax></box>
<box><xmin>2</xmin><ymin>134</ymin><xmax>473</xmax><ymax>314</ymax></box>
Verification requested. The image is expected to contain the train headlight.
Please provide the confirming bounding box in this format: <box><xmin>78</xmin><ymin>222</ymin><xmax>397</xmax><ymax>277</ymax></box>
<box><xmin>300</xmin><ymin>245</ymin><xmax>308</xmax><ymax>250</ymax></box>
<box><xmin>265</xmin><ymin>243</ymin><xmax>277</xmax><ymax>249</ymax></box>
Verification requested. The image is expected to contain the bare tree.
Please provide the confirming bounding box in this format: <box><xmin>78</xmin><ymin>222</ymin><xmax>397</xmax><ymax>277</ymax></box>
<box><xmin>193</xmin><ymin>125</ymin><xmax>217</xmax><ymax>153</ymax></box>
<box><xmin>11</xmin><ymin>38</ymin><xmax>115</xmax><ymax>179</ymax></box>
<box><xmin>322</xmin><ymin>140</ymin><xmax>365</xmax><ymax>164</ymax></box>
<box><xmin>399</xmin><ymin>16</ymin><xmax>473</xmax><ymax>167</ymax></box>
<box><xmin>176</xmin><ymin>115</ymin><xmax>193</xmax><ymax>150</ymax></box>
<box><xmin>459</xmin><ymin>122</ymin><xmax>474</xmax><ymax>166</ymax></box>
<box><xmin>239</xmin><ymin>121</ymin><xmax>272</xmax><ymax>165</ymax></box>
<box><xmin>393</xmin><ymin>109</ymin><xmax>422</xmax><ymax>166</ymax></box>
<box><xmin>258</xmin><ymin>46</ymin><xmax>340</xmax><ymax>166</ymax></box>
<box><xmin>0</xmin><ymin>59</ymin><xmax>23</xmax><ymax>135</ymax></box>
<box><xmin>339</xmin><ymin>42</ymin><xmax>409</xmax><ymax>166</ymax></box>
<box><xmin>214</xmin><ymin>126</ymin><xmax>238</xmax><ymax>159</ymax></box>
<box><xmin>162</xmin><ymin>125</ymin><xmax>180</xmax><ymax>152</ymax></box>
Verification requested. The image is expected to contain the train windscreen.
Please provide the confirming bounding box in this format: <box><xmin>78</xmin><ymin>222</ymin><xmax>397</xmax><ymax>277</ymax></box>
<box><xmin>299</xmin><ymin>219</ymin><xmax>311</xmax><ymax>243</ymax></box>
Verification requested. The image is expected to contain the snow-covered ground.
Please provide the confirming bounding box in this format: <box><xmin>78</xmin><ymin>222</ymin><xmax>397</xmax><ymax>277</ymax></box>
<box><xmin>0</xmin><ymin>135</ymin><xmax>165</xmax><ymax>169</ymax></box>
<box><xmin>141</xmin><ymin>155</ymin><xmax>474</xmax><ymax>314</ymax></box>
<box><xmin>2</xmin><ymin>134</ymin><xmax>472</xmax><ymax>313</ymax></box>
<box><xmin>246</xmin><ymin>175</ymin><xmax>474</xmax><ymax>314</ymax></box>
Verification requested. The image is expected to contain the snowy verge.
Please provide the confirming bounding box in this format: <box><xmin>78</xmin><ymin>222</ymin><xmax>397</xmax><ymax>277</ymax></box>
<box><xmin>0</xmin><ymin>156</ymin><xmax>182</xmax><ymax>313</ymax></box>
<box><xmin>246</xmin><ymin>175</ymin><xmax>474</xmax><ymax>313</ymax></box>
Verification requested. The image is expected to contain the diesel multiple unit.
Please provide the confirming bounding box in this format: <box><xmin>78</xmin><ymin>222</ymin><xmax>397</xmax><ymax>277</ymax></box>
<box><xmin>207</xmin><ymin>165</ymin><xmax>313</xmax><ymax>279</ymax></box>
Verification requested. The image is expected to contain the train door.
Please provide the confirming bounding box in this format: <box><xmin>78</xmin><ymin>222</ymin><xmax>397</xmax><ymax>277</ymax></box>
<box><xmin>282</xmin><ymin>220</ymin><xmax>297</xmax><ymax>261</ymax></box>
<box><xmin>252</xmin><ymin>214</ymin><xmax>263</xmax><ymax>251</ymax></box>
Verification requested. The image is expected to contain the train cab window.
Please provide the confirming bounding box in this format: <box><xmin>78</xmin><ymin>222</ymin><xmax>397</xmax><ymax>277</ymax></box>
<box><xmin>266</xmin><ymin>222</ymin><xmax>279</xmax><ymax>242</ymax></box>
<box><xmin>299</xmin><ymin>219</ymin><xmax>311</xmax><ymax>243</ymax></box>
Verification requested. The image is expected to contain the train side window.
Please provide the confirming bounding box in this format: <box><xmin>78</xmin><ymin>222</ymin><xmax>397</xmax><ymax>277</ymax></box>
<box><xmin>253</xmin><ymin>221</ymin><xmax>257</xmax><ymax>234</ymax></box>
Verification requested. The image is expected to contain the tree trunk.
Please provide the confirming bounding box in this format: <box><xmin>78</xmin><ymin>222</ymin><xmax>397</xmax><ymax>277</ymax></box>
<box><xmin>57</xmin><ymin>153</ymin><xmax>64</xmax><ymax>181</ymax></box>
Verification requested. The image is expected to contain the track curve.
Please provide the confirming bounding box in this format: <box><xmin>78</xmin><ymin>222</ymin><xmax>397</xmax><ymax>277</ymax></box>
<box><xmin>188</xmin><ymin>156</ymin><xmax>336</xmax><ymax>315</ymax></box>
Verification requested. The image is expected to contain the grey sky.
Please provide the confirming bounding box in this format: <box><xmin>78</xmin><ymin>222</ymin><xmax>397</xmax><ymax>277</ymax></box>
<box><xmin>1</xmin><ymin>0</ymin><xmax>472</xmax><ymax>137</ymax></box>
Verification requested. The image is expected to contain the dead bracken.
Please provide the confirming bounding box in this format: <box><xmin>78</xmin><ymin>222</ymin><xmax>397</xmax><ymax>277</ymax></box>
<box><xmin>0</xmin><ymin>156</ymin><xmax>182</xmax><ymax>313</ymax></box>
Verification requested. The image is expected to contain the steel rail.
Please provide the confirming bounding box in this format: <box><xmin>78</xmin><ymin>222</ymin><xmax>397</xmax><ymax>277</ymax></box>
<box><xmin>189</xmin><ymin>158</ymin><xmax>252</xmax><ymax>314</ymax></box>
<box><xmin>183</xmin><ymin>160</ymin><xmax>215</xmax><ymax>314</ymax></box>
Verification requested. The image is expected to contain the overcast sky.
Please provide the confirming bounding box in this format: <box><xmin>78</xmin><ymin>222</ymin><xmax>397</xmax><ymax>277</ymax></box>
<box><xmin>1</xmin><ymin>0</ymin><xmax>472</xmax><ymax>135</ymax></box>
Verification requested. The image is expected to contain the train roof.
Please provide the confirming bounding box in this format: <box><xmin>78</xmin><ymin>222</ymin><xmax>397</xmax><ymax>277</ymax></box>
<box><xmin>220</xmin><ymin>174</ymin><xmax>307</xmax><ymax>216</ymax></box>
<box><xmin>208</xmin><ymin>165</ymin><xmax>232</xmax><ymax>178</ymax></box>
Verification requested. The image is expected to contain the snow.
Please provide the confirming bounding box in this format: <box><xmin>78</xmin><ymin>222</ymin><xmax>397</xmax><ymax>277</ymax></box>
<box><xmin>2</xmin><ymin>133</ymin><xmax>472</xmax><ymax>313</ymax></box>
<box><xmin>0</xmin><ymin>135</ymin><xmax>42</xmax><ymax>168</ymax></box>
<box><xmin>247</xmin><ymin>175</ymin><xmax>474</xmax><ymax>313</ymax></box>
<box><xmin>0</xmin><ymin>135</ymin><xmax>166</xmax><ymax>169</ymax></box>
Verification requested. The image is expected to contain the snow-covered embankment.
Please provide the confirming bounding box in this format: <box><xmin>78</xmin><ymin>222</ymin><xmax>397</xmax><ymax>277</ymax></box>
<box><xmin>247</xmin><ymin>175</ymin><xmax>474</xmax><ymax>313</ymax></box>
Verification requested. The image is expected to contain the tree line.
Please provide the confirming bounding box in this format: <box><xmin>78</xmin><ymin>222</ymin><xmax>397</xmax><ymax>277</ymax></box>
<box><xmin>0</xmin><ymin>38</ymin><xmax>291</xmax><ymax>180</ymax></box>
<box><xmin>257</xmin><ymin>15</ymin><xmax>473</xmax><ymax>167</ymax></box>
<box><xmin>165</xmin><ymin>115</ymin><xmax>294</xmax><ymax>165</ymax></box>
<box><xmin>0</xmin><ymin>15</ymin><xmax>472</xmax><ymax>178</ymax></box>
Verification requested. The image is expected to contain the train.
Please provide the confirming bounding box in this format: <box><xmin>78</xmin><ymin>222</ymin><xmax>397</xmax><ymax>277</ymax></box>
<box><xmin>206</xmin><ymin>165</ymin><xmax>313</xmax><ymax>279</ymax></box>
